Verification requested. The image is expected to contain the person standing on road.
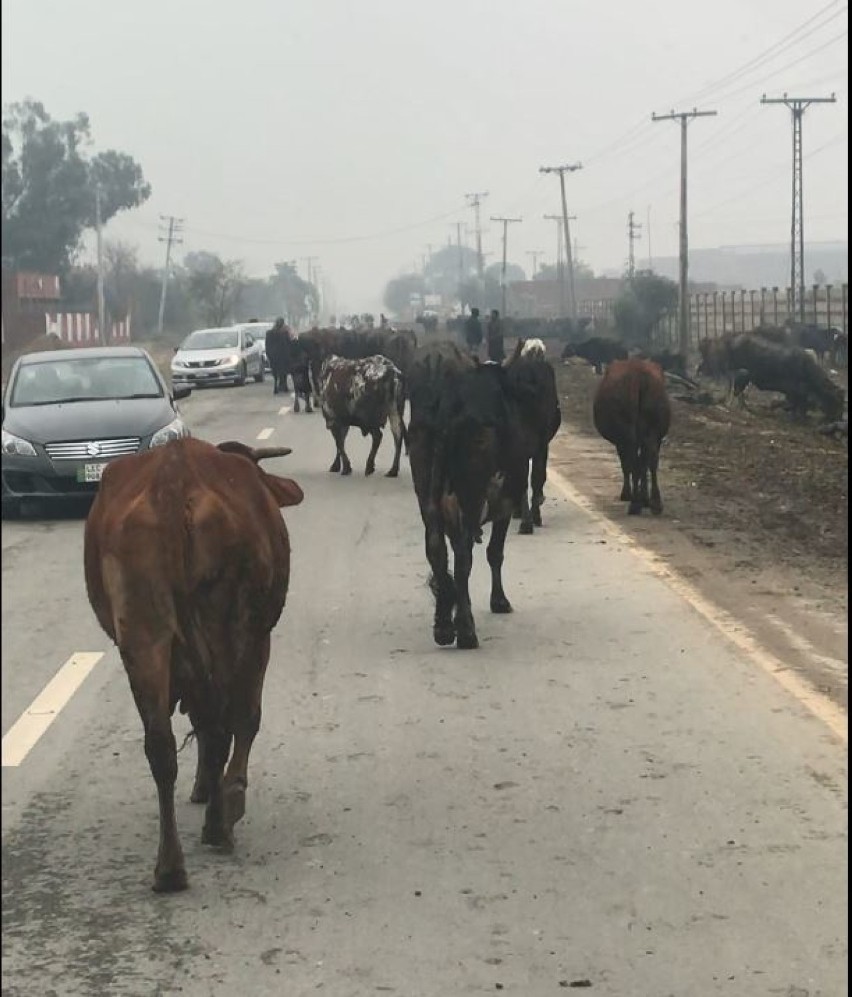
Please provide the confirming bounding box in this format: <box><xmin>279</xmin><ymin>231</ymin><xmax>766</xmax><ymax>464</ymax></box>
<box><xmin>487</xmin><ymin>309</ymin><xmax>504</xmax><ymax>363</ymax></box>
<box><xmin>464</xmin><ymin>307</ymin><xmax>483</xmax><ymax>359</ymax></box>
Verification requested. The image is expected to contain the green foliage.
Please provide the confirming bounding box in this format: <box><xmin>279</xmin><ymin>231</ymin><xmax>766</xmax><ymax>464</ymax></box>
<box><xmin>383</xmin><ymin>272</ymin><xmax>425</xmax><ymax>315</ymax></box>
<box><xmin>1</xmin><ymin>99</ymin><xmax>151</xmax><ymax>273</ymax></box>
<box><xmin>613</xmin><ymin>270</ymin><xmax>678</xmax><ymax>347</ymax></box>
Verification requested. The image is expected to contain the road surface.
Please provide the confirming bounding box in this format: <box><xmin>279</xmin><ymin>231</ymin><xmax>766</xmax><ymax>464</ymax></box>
<box><xmin>2</xmin><ymin>381</ymin><xmax>847</xmax><ymax>996</ymax></box>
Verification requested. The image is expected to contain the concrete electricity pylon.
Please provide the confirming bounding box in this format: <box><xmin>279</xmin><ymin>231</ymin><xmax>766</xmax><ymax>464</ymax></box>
<box><xmin>651</xmin><ymin>108</ymin><xmax>717</xmax><ymax>357</ymax></box>
<box><xmin>157</xmin><ymin>215</ymin><xmax>184</xmax><ymax>337</ymax></box>
<box><xmin>465</xmin><ymin>191</ymin><xmax>489</xmax><ymax>278</ymax></box>
<box><xmin>526</xmin><ymin>250</ymin><xmax>545</xmax><ymax>279</ymax></box>
<box><xmin>760</xmin><ymin>91</ymin><xmax>837</xmax><ymax>324</ymax></box>
<box><xmin>539</xmin><ymin>163</ymin><xmax>582</xmax><ymax>323</ymax></box>
<box><xmin>627</xmin><ymin>211</ymin><xmax>643</xmax><ymax>279</ymax></box>
<box><xmin>490</xmin><ymin>216</ymin><xmax>522</xmax><ymax>316</ymax></box>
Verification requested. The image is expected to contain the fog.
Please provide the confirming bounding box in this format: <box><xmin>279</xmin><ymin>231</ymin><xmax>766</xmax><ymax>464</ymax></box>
<box><xmin>2</xmin><ymin>0</ymin><xmax>848</xmax><ymax>314</ymax></box>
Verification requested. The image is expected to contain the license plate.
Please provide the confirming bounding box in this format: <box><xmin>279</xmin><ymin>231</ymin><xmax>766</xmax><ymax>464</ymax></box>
<box><xmin>77</xmin><ymin>463</ymin><xmax>108</xmax><ymax>483</ymax></box>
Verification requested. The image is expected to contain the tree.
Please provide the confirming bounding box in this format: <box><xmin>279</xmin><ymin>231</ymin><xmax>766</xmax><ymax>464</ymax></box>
<box><xmin>813</xmin><ymin>268</ymin><xmax>827</xmax><ymax>285</ymax></box>
<box><xmin>535</xmin><ymin>259</ymin><xmax>594</xmax><ymax>281</ymax></box>
<box><xmin>185</xmin><ymin>252</ymin><xmax>246</xmax><ymax>326</ymax></box>
<box><xmin>103</xmin><ymin>240</ymin><xmax>139</xmax><ymax>320</ymax></box>
<box><xmin>383</xmin><ymin>272</ymin><xmax>426</xmax><ymax>316</ymax></box>
<box><xmin>485</xmin><ymin>262</ymin><xmax>527</xmax><ymax>285</ymax></box>
<box><xmin>1</xmin><ymin>99</ymin><xmax>151</xmax><ymax>273</ymax></box>
<box><xmin>613</xmin><ymin>270</ymin><xmax>677</xmax><ymax>348</ymax></box>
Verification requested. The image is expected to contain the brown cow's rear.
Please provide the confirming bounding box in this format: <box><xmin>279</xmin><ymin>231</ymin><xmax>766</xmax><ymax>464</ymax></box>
<box><xmin>84</xmin><ymin>437</ymin><xmax>303</xmax><ymax>892</ymax></box>
<box><xmin>593</xmin><ymin>358</ymin><xmax>671</xmax><ymax>515</ymax></box>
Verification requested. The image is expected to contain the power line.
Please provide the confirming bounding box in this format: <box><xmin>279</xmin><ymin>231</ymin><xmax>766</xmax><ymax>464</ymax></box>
<box><xmin>539</xmin><ymin>164</ymin><xmax>583</xmax><ymax>322</ymax></box>
<box><xmin>761</xmin><ymin>90</ymin><xmax>838</xmax><ymax>322</ymax></box>
<box><xmin>157</xmin><ymin>215</ymin><xmax>184</xmax><ymax>337</ymax></box>
<box><xmin>490</xmin><ymin>216</ymin><xmax>523</xmax><ymax>316</ymax></box>
<box><xmin>651</xmin><ymin>108</ymin><xmax>718</xmax><ymax>357</ymax></box>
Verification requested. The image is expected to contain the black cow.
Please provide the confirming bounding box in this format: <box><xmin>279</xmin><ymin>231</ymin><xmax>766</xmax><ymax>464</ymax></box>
<box><xmin>319</xmin><ymin>355</ymin><xmax>406</xmax><ymax>476</ymax></box>
<box><xmin>562</xmin><ymin>337</ymin><xmax>628</xmax><ymax>374</ymax></box>
<box><xmin>288</xmin><ymin>338</ymin><xmax>313</xmax><ymax>414</ymax></box>
<box><xmin>504</xmin><ymin>341</ymin><xmax>562</xmax><ymax>534</ymax></box>
<box><xmin>407</xmin><ymin>344</ymin><xmax>526</xmax><ymax>650</ymax></box>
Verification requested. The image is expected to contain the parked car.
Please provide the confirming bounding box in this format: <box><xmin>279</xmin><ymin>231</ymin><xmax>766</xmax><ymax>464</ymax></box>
<box><xmin>171</xmin><ymin>326</ymin><xmax>265</xmax><ymax>387</ymax></box>
<box><xmin>1</xmin><ymin>346</ymin><xmax>191</xmax><ymax>516</ymax></box>
<box><xmin>233</xmin><ymin>321</ymin><xmax>274</xmax><ymax>372</ymax></box>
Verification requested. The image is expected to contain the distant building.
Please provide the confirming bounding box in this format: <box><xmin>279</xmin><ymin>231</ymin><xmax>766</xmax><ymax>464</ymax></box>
<box><xmin>1</xmin><ymin>270</ymin><xmax>62</xmax><ymax>349</ymax></box>
<box><xmin>507</xmin><ymin>276</ymin><xmax>624</xmax><ymax>320</ymax></box>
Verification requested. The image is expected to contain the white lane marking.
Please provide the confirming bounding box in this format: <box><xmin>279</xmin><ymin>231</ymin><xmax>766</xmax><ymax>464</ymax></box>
<box><xmin>548</xmin><ymin>468</ymin><xmax>847</xmax><ymax>746</ymax></box>
<box><xmin>2</xmin><ymin>652</ymin><xmax>104</xmax><ymax>767</ymax></box>
<box><xmin>278</xmin><ymin>405</ymin><xmax>291</xmax><ymax>415</ymax></box>
<box><xmin>256</xmin><ymin>427</ymin><xmax>275</xmax><ymax>440</ymax></box>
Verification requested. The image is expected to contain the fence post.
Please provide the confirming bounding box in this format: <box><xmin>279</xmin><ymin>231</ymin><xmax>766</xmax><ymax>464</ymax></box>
<box><xmin>785</xmin><ymin>287</ymin><xmax>792</xmax><ymax>324</ymax></box>
<box><xmin>721</xmin><ymin>291</ymin><xmax>727</xmax><ymax>333</ymax></box>
<box><xmin>759</xmin><ymin>286</ymin><xmax>767</xmax><ymax>325</ymax></box>
<box><xmin>740</xmin><ymin>289</ymin><xmax>746</xmax><ymax>331</ymax></box>
<box><xmin>703</xmin><ymin>293</ymin><xmax>709</xmax><ymax>339</ymax></box>
<box><xmin>772</xmin><ymin>287</ymin><xmax>779</xmax><ymax>325</ymax></box>
<box><xmin>749</xmin><ymin>289</ymin><xmax>757</xmax><ymax>330</ymax></box>
<box><xmin>713</xmin><ymin>291</ymin><xmax>718</xmax><ymax>336</ymax></box>
<box><xmin>843</xmin><ymin>283</ymin><xmax>848</xmax><ymax>335</ymax></box>
<box><xmin>813</xmin><ymin>284</ymin><xmax>820</xmax><ymax>326</ymax></box>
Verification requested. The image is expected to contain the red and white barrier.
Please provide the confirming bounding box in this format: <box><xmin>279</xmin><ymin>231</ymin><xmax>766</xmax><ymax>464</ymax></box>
<box><xmin>45</xmin><ymin>312</ymin><xmax>132</xmax><ymax>344</ymax></box>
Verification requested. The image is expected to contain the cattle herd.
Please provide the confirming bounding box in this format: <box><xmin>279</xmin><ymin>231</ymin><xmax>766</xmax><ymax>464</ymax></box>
<box><xmin>81</xmin><ymin>315</ymin><xmax>846</xmax><ymax>891</ymax></box>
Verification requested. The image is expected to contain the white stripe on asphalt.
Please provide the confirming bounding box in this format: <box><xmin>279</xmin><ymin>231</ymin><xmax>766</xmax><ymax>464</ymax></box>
<box><xmin>278</xmin><ymin>406</ymin><xmax>291</xmax><ymax>415</ymax></box>
<box><xmin>256</xmin><ymin>427</ymin><xmax>275</xmax><ymax>440</ymax></box>
<box><xmin>2</xmin><ymin>652</ymin><xmax>104</xmax><ymax>767</ymax></box>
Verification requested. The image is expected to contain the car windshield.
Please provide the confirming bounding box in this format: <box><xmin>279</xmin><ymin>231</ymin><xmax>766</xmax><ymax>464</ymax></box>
<box><xmin>181</xmin><ymin>329</ymin><xmax>239</xmax><ymax>350</ymax></box>
<box><xmin>10</xmin><ymin>356</ymin><xmax>163</xmax><ymax>407</ymax></box>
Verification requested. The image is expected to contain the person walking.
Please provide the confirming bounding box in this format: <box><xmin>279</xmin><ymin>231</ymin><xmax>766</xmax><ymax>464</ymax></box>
<box><xmin>486</xmin><ymin>309</ymin><xmax>504</xmax><ymax>363</ymax></box>
<box><xmin>464</xmin><ymin>307</ymin><xmax>483</xmax><ymax>359</ymax></box>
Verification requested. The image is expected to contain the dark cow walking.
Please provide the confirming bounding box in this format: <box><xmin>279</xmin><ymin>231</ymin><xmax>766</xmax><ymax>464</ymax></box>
<box><xmin>84</xmin><ymin>438</ymin><xmax>303</xmax><ymax>891</ymax></box>
<box><xmin>320</xmin><ymin>355</ymin><xmax>407</xmax><ymax>476</ymax></box>
<box><xmin>593</xmin><ymin>358</ymin><xmax>671</xmax><ymax>516</ymax></box>
<box><xmin>265</xmin><ymin>319</ymin><xmax>292</xmax><ymax>395</ymax></box>
<box><xmin>407</xmin><ymin>344</ymin><xmax>526</xmax><ymax>649</ymax></box>
<box><xmin>288</xmin><ymin>337</ymin><xmax>314</xmax><ymax>413</ymax></box>
<box><xmin>562</xmin><ymin>337</ymin><xmax>628</xmax><ymax>374</ymax></box>
<box><xmin>504</xmin><ymin>340</ymin><xmax>562</xmax><ymax>534</ymax></box>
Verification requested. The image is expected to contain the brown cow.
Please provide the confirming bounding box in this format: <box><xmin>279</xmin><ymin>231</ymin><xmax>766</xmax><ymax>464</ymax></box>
<box><xmin>84</xmin><ymin>437</ymin><xmax>303</xmax><ymax>892</ymax></box>
<box><xmin>593</xmin><ymin>358</ymin><xmax>671</xmax><ymax>515</ymax></box>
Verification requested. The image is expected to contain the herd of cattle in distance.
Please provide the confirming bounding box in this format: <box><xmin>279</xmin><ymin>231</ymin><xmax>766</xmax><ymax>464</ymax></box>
<box><xmin>81</xmin><ymin>315</ymin><xmax>845</xmax><ymax>891</ymax></box>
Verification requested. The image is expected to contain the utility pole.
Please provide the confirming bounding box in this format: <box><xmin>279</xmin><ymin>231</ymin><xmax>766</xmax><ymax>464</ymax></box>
<box><xmin>651</xmin><ymin>107</ymin><xmax>717</xmax><ymax>358</ymax></box>
<box><xmin>157</xmin><ymin>215</ymin><xmax>184</xmax><ymax>338</ymax></box>
<box><xmin>539</xmin><ymin>163</ymin><xmax>582</xmax><ymax>324</ymax></box>
<box><xmin>646</xmin><ymin>204</ymin><xmax>653</xmax><ymax>271</ymax></box>
<box><xmin>627</xmin><ymin>210</ymin><xmax>643</xmax><ymax>279</ymax></box>
<box><xmin>301</xmin><ymin>256</ymin><xmax>318</xmax><ymax>286</ymax></box>
<box><xmin>490</xmin><ymin>216</ymin><xmax>522</xmax><ymax>316</ymax></box>
<box><xmin>465</xmin><ymin>191</ymin><xmax>489</xmax><ymax>278</ymax></box>
<box><xmin>760</xmin><ymin>91</ymin><xmax>836</xmax><ymax>324</ymax></box>
<box><xmin>543</xmin><ymin>214</ymin><xmax>566</xmax><ymax>317</ymax></box>
<box><xmin>451</xmin><ymin>222</ymin><xmax>465</xmax><ymax>301</ymax></box>
<box><xmin>95</xmin><ymin>184</ymin><xmax>106</xmax><ymax>344</ymax></box>
<box><xmin>526</xmin><ymin>250</ymin><xmax>544</xmax><ymax>279</ymax></box>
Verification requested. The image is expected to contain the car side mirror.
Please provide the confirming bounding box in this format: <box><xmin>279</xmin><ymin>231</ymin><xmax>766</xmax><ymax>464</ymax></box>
<box><xmin>173</xmin><ymin>385</ymin><xmax>192</xmax><ymax>401</ymax></box>
<box><xmin>173</xmin><ymin>345</ymin><xmax>180</xmax><ymax>354</ymax></box>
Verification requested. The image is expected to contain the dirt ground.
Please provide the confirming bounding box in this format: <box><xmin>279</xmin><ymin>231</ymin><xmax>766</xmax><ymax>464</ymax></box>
<box><xmin>549</xmin><ymin>357</ymin><xmax>848</xmax><ymax>710</ymax></box>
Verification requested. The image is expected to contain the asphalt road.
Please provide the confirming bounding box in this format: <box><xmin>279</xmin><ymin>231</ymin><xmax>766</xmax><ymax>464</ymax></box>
<box><xmin>1</xmin><ymin>380</ymin><xmax>847</xmax><ymax>997</ymax></box>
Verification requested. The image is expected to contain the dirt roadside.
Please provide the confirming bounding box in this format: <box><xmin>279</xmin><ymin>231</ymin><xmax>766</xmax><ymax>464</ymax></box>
<box><xmin>548</xmin><ymin>359</ymin><xmax>848</xmax><ymax>712</ymax></box>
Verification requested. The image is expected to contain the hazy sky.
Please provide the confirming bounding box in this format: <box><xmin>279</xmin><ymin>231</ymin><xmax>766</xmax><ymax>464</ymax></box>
<box><xmin>2</xmin><ymin>0</ymin><xmax>848</xmax><ymax>313</ymax></box>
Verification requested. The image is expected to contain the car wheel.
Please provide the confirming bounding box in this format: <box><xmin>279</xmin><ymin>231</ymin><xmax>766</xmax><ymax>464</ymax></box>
<box><xmin>234</xmin><ymin>362</ymin><xmax>247</xmax><ymax>387</ymax></box>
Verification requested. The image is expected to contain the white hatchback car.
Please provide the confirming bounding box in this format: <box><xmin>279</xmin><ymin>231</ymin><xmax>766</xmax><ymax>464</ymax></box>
<box><xmin>171</xmin><ymin>326</ymin><xmax>265</xmax><ymax>388</ymax></box>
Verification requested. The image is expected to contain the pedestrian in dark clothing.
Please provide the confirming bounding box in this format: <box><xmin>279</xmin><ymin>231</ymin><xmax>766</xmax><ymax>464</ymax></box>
<box><xmin>487</xmin><ymin>309</ymin><xmax>504</xmax><ymax>363</ymax></box>
<box><xmin>464</xmin><ymin>308</ymin><xmax>483</xmax><ymax>358</ymax></box>
<box><xmin>266</xmin><ymin>318</ymin><xmax>291</xmax><ymax>395</ymax></box>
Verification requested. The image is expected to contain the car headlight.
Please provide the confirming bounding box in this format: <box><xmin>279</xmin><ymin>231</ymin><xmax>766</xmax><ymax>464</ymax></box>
<box><xmin>150</xmin><ymin>418</ymin><xmax>189</xmax><ymax>448</ymax></box>
<box><xmin>1</xmin><ymin>429</ymin><xmax>37</xmax><ymax>457</ymax></box>
<box><xmin>217</xmin><ymin>355</ymin><xmax>240</xmax><ymax>367</ymax></box>
<box><xmin>171</xmin><ymin>358</ymin><xmax>186</xmax><ymax>369</ymax></box>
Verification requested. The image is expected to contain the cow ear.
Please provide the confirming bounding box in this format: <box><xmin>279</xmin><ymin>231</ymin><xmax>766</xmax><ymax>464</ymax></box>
<box><xmin>263</xmin><ymin>473</ymin><xmax>304</xmax><ymax>508</ymax></box>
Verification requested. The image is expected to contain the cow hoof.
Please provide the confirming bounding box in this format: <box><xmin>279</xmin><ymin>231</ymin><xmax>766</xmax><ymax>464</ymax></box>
<box><xmin>201</xmin><ymin>822</ymin><xmax>233</xmax><ymax>850</ymax></box>
<box><xmin>385</xmin><ymin>468</ymin><xmax>399</xmax><ymax>478</ymax></box>
<box><xmin>341</xmin><ymin>465</ymin><xmax>353</xmax><ymax>476</ymax></box>
<box><xmin>433</xmin><ymin>623</ymin><xmax>456</xmax><ymax>646</ymax></box>
<box><xmin>329</xmin><ymin>461</ymin><xmax>340</xmax><ymax>473</ymax></box>
<box><xmin>456</xmin><ymin>630</ymin><xmax>479</xmax><ymax>650</ymax></box>
<box><xmin>628</xmin><ymin>502</ymin><xmax>643</xmax><ymax>516</ymax></box>
<box><xmin>491</xmin><ymin>596</ymin><xmax>513</xmax><ymax>614</ymax></box>
<box><xmin>225</xmin><ymin>782</ymin><xmax>247</xmax><ymax>827</ymax></box>
<box><xmin>650</xmin><ymin>502</ymin><xmax>663</xmax><ymax>516</ymax></box>
<box><xmin>190</xmin><ymin>785</ymin><xmax>210</xmax><ymax>805</ymax></box>
<box><xmin>532</xmin><ymin>509</ymin><xmax>543</xmax><ymax>528</ymax></box>
<box><xmin>365</xmin><ymin>465</ymin><xmax>376</xmax><ymax>477</ymax></box>
<box><xmin>152</xmin><ymin>867</ymin><xmax>189</xmax><ymax>893</ymax></box>
<box><xmin>518</xmin><ymin>521</ymin><xmax>534</xmax><ymax>535</ymax></box>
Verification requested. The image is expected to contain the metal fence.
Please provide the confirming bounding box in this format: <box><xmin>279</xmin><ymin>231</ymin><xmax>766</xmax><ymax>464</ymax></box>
<box><xmin>654</xmin><ymin>283</ymin><xmax>848</xmax><ymax>351</ymax></box>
